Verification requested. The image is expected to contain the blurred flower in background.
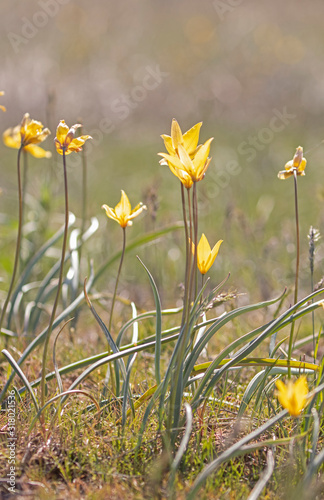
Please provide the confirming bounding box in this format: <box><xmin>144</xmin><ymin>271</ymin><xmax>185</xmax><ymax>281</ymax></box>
<box><xmin>3</xmin><ymin>113</ymin><xmax>51</xmax><ymax>158</ymax></box>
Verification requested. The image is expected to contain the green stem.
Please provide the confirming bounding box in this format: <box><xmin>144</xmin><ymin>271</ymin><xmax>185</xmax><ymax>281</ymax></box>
<box><xmin>180</xmin><ymin>184</ymin><xmax>190</xmax><ymax>329</ymax></box>
<box><xmin>0</xmin><ymin>146</ymin><xmax>24</xmax><ymax>334</ymax></box>
<box><xmin>309</xmin><ymin>228</ymin><xmax>315</xmax><ymax>363</ymax></box>
<box><xmin>288</xmin><ymin>169</ymin><xmax>300</xmax><ymax>378</ymax></box>
<box><xmin>187</xmin><ymin>187</ymin><xmax>193</xmax><ymax>303</ymax></box>
<box><xmin>41</xmin><ymin>148</ymin><xmax>69</xmax><ymax>408</ymax></box>
<box><xmin>109</xmin><ymin>227</ymin><xmax>126</xmax><ymax>332</ymax></box>
<box><xmin>200</xmin><ymin>274</ymin><xmax>205</xmax><ymax>304</ymax></box>
<box><xmin>20</xmin><ymin>150</ymin><xmax>28</xmax><ymax>271</ymax></box>
<box><xmin>189</xmin><ymin>182</ymin><xmax>198</xmax><ymax>302</ymax></box>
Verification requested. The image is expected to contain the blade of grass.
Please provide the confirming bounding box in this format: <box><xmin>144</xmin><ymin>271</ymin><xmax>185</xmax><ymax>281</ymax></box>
<box><xmin>168</xmin><ymin>402</ymin><xmax>193</xmax><ymax>495</ymax></box>
<box><xmin>1</xmin><ymin>349</ymin><xmax>39</xmax><ymax>413</ymax></box>
<box><xmin>53</xmin><ymin>318</ymin><xmax>74</xmax><ymax>394</ymax></box>
<box><xmin>137</xmin><ymin>256</ymin><xmax>162</xmax><ymax>385</ymax></box>
<box><xmin>247</xmin><ymin>449</ymin><xmax>275</xmax><ymax>500</ymax></box>
<box><xmin>121</xmin><ymin>353</ymin><xmax>137</xmax><ymax>427</ymax></box>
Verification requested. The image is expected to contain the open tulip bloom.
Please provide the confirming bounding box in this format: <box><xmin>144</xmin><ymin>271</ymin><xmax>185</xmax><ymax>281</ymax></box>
<box><xmin>158</xmin><ymin>119</ymin><xmax>214</xmax><ymax>185</ymax></box>
<box><xmin>275</xmin><ymin>376</ymin><xmax>309</xmax><ymax>417</ymax></box>
<box><xmin>54</xmin><ymin>120</ymin><xmax>92</xmax><ymax>155</ymax></box>
<box><xmin>161</xmin><ymin>119</ymin><xmax>203</xmax><ymax>158</ymax></box>
<box><xmin>278</xmin><ymin>146</ymin><xmax>306</xmax><ymax>180</ymax></box>
<box><xmin>3</xmin><ymin>113</ymin><xmax>51</xmax><ymax>158</ymax></box>
<box><xmin>102</xmin><ymin>190</ymin><xmax>147</xmax><ymax>228</ymax></box>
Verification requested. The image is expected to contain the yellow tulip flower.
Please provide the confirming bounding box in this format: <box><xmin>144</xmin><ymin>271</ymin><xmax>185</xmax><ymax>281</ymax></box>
<box><xmin>275</xmin><ymin>376</ymin><xmax>309</xmax><ymax>417</ymax></box>
<box><xmin>102</xmin><ymin>190</ymin><xmax>147</xmax><ymax>228</ymax></box>
<box><xmin>159</xmin><ymin>119</ymin><xmax>213</xmax><ymax>185</ymax></box>
<box><xmin>54</xmin><ymin>120</ymin><xmax>92</xmax><ymax>155</ymax></box>
<box><xmin>3</xmin><ymin>113</ymin><xmax>51</xmax><ymax>158</ymax></box>
<box><xmin>192</xmin><ymin>233</ymin><xmax>223</xmax><ymax>275</ymax></box>
<box><xmin>0</xmin><ymin>91</ymin><xmax>6</xmax><ymax>112</ymax></box>
<box><xmin>161</xmin><ymin>119</ymin><xmax>202</xmax><ymax>158</ymax></box>
<box><xmin>278</xmin><ymin>146</ymin><xmax>306</xmax><ymax>180</ymax></box>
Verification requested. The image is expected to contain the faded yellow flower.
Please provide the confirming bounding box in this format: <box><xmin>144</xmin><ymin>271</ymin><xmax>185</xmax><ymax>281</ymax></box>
<box><xmin>158</xmin><ymin>119</ymin><xmax>213</xmax><ymax>185</ymax></box>
<box><xmin>0</xmin><ymin>91</ymin><xmax>6</xmax><ymax>112</ymax></box>
<box><xmin>275</xmin><ymin>376</ymin><xmax>309</xmax><ymax>417</ymax></box>
<box><xmin>102</xmin><ymin>190</ymin><xmax>147</xmax><ymax>228</ymax></box>
<box><xmin>54</xmin><ymin>120</ymin><xmax>92</xmax><ymax>155</ymax></box>
<box><xmin>3</xmin><ymin>113</ymin><xmax>51</xmax><ymax>158</ymax></box>
<box><xmin>192</xmin><ymin>233</ymin><xmax>223</xmax><ymax>275</ymax></box>
<box><xmin>278</xmin><ymin>146</ymin><xmax>306</xmax><ymax>180</ymax></box>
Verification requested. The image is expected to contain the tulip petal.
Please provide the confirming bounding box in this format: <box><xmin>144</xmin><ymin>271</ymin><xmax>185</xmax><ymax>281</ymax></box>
<box><xmin>129</xmin><ymin>204</ymin><xmax>147</xmax><ymax>220</ymax></box>
<box><xmin>178</xmin><ymin>144</ymin><xmax>194</xmax><ymax>175</ymax></box>
<box><xmin>171</xmin><ymin>119</ymin><xmax>183</xmax><ymax>151</ymax></box>
<box><xmin>56</xmin><ymin>120</ymin><xmax>70</xmax><ymax>145</ymax></box>
<box><xmin>298</xmin><ymin>158</ymin><xmax>307</xmax><ymax>173</ymax></box>
<box><xmin>192</xmin><ymin>137</ymin><xmax>213</xmax><ymax>180</ymax></box>
<box><xmin>3</xmin><ymin>126</ymin><xmax>21</xmax><ymax>149</ymax></box>
<box><xmin>161</xmin><ymin>134</ymin><xmax>176</xmax><ymax>156</ymax></box>
<box><xmin>159</xmin><ymin>153</ymin><xmax>193</xmax><ymax>188</ymax></box>
<box><xmin>278</xmin><ymin>170</ymin><xmax>293</xmax><ymax>180</ymax></box>
<box><xmin>275</xmin><ymin>376</ymin><xmax>308</xmax><ymax>416</ymax></box>
<box><xmin>197</xmin><ymin>233</ymin><xmax>212</xmax><ymax>275</ymax></box>
<box><xmin>182</xmin><ymin>122</ymin><xmax>202</xmax><ymax>154</ymax></box>
<box><xmin>210</xmin><ymin>239</ymin><xmax>223</xmax><ymax>264</ymax></box>
<box><xmin>115</xmin><ymin>190</ymin><xmax>131</xmax><ymax>220</ymax></box>
<box><xmin>102</xmin><ymin>204</ymin><xmax>118</xmax><ymax>223</ymax></box>
<box><xmin>24</xmin><ymin>144</ymin><xmax>52</xmax><ymax>158</ymax></box>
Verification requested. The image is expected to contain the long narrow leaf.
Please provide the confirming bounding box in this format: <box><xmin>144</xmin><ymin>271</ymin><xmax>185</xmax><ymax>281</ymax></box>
<box><xmin>247</xmin><ymin>449</ymin><xmax>275</xmax><ymax>500</ymax></box>
<box><xmin>137</xmin><ymin>257</ymin><xmax>162</xmax><ymax>385</ymax></box>
<box><xmin>1</xmin><ymin>349</ymin><xmax>39</xmax><ymax>413</ymax></box>
<box><xmin>168</xmin><ymin>402</ymin><xmax>193</xmax><ymax>493</ymax></box>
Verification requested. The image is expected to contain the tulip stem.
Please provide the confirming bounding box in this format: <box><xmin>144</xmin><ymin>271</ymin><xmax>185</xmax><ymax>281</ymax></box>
<box><xmin>180</xmin><ymin>184</ymin><xmax>189</xmax><ymax>328</ymax></box>
<box><xmin>189</xmin><ymin>182</ymin><xmax>198</xmax><ymax>304</ymax></box>
<box><xmin>187</xmin><ymin>187</ymin><xmax>193</xmax><ymax>300</ymax></box>
<box><xmin>109</xmin><ymin>227</ymin><xmax>126</xmax><ymax>333</ymax></box>
<box><xmin>0</xmin><ymin>146</ymin><xmax>24</xmax><ymax>335</ymax></box>
<box><xmin>20</xmin><ymin>150</ymin><xmax>28</xmax><ymax>272</ymax></box>
<box><xmin>193</xmin><ymin>183</ymin><xmax>198</xmax><ymax>299</ymax></box>
<box><xmin>41</xmin><ymin>148</ymin><xmax>69</xmax><ymax>408</ymax></box>
<box><xmin>288</xmin><ymin>169</ymin><xmax>300</xmax><ymax>378</ymax></box>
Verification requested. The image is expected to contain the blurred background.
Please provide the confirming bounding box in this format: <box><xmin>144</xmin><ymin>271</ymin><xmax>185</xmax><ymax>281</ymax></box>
<box><xmin>1</xmin><ymin>0</ymin><xmax>324</xmax><ymax>311</ymax></box>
